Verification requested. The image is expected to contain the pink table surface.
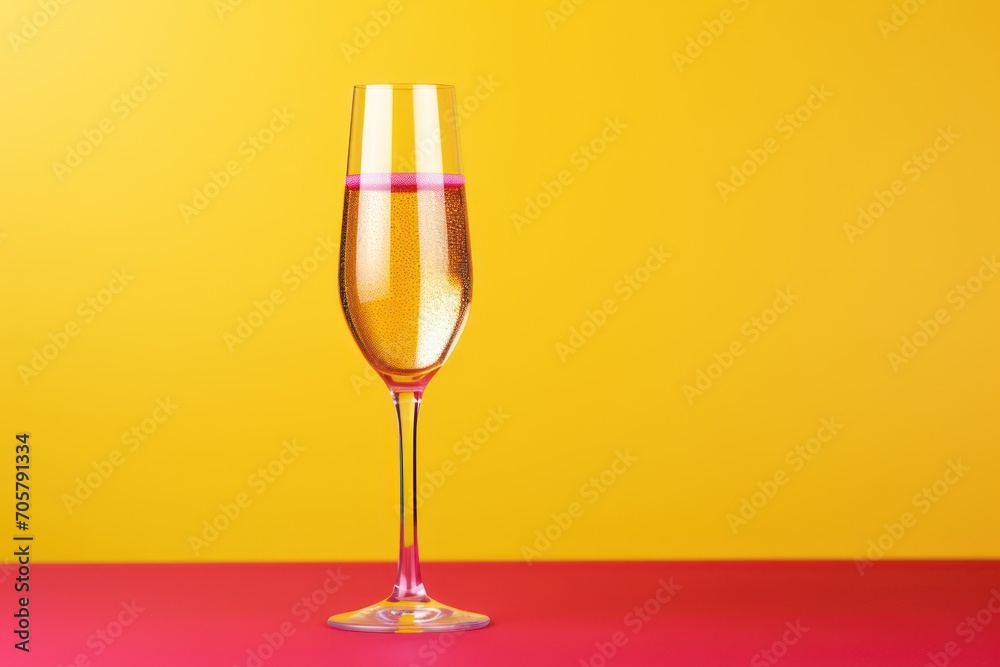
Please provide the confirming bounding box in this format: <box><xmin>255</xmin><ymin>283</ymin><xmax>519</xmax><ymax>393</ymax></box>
<box><xmin>4</xmin><ymin>561</ymin><xmax>999</xmax><ymax>666</ymax></box>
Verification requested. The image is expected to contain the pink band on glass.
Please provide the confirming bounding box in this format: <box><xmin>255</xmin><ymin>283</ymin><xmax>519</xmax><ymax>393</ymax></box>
<box><xmin>345</xmin><ymin>172</ymin><xmax>465</xmax><ymax>191</ymax></box>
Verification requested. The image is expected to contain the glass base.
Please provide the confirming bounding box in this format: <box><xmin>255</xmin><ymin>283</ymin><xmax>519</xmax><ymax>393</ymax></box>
<box><xmin>328</xmin><ymin>597</ymin><xmax>490</xmax><ymax>633</ymax></box>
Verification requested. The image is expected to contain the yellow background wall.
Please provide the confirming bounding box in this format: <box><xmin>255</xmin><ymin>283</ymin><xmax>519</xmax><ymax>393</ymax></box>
<box><xmin>2</xmin><ymin>0</ymin><xmax>998</xmax><ymax>563</ymax></box>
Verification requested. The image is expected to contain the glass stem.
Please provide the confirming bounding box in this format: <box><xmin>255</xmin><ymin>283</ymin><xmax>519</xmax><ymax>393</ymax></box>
<box><xmin>388</xmin><ymin>390</ymin><xmax>429</xmax><ymax>602</ymax></box>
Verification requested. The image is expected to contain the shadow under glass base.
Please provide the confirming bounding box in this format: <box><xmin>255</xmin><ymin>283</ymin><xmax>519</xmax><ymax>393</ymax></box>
<box><xmin>328</xmin><ymin>597</ymin><xmax>490</xmax><ymax>633</ymax></box>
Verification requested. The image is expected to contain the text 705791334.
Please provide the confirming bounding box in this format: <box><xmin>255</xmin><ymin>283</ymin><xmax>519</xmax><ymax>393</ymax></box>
<box><xmin>14</xmin><ymin>432</ymin><xmax>32</xmax><ymax>652</ymax></box>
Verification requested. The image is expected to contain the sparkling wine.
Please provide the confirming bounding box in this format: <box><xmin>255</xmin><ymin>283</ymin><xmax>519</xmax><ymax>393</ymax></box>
<box><xmin>339</xmin><ymin>173</ymin><xmax>472</xmax><ymax>378</ymax></box>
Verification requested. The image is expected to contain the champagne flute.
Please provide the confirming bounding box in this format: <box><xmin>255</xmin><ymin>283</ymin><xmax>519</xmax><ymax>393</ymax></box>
<box><xmin>328</xmin><ymin>84</ymin><xmax>489</xmax><ymax>632</ymax></box>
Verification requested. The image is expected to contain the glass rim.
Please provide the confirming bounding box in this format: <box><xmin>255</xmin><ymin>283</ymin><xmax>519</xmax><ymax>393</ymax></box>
<box><xmin>353</xmin><ymin>83</ymin><xmax>455</xmax><ymax>90</ymax></box>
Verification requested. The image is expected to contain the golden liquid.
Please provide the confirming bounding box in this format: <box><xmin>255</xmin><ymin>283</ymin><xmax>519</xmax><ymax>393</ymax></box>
<box><xmin>339</xmin><ymin>181</ymin><xmax>472</xmax><ymax>379</ymax></box>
